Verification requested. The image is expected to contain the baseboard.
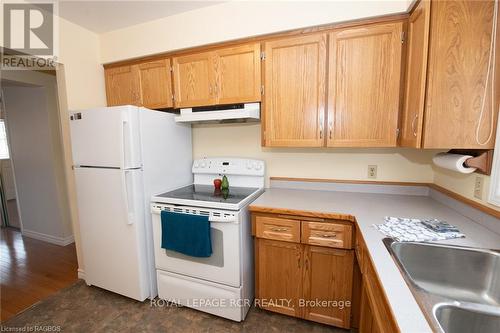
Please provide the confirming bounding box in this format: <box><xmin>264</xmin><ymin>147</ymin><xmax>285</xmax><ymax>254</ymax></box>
<box><xmin>77</xmin><ymin>268</ymin><xmax>86</xmax><ymax>280</ymax></box>
<box><xmin>22</xmin><ymin>229</ymin><xmax>75</xmax><ymax>246</ymax></box>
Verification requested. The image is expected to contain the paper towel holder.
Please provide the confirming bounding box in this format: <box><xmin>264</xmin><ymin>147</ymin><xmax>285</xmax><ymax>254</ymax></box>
<box><xmin>448</xmin><ymin>149</ymin><xmax>494</xmax><ymax>175</ymax></box>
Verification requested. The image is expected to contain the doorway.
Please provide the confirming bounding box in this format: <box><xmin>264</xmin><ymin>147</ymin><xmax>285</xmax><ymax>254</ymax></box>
<box><xmin>0</xmin><ymin>89</ymin><xmax>20</xmax><ymax>230</ymax></box>
<box><xmin>0</xmin><ymin>71</ymin><xmax>78</xmax><ymax>322</ymax></box>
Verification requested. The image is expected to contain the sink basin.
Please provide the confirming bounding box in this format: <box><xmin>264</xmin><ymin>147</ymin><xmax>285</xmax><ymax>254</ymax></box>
<box><xmin>389</xmin><ymin>241</ymin><xmax>500</xmax><ymax>306</ymax></box>
<box><xmin>435</xmin><ymin>304</ymin><xmax>500</xmax><ymax>333</ymax></box>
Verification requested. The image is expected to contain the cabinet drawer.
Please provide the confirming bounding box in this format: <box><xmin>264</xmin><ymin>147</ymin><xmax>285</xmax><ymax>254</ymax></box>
<box><xmin>301</xmin><ymin>221</ymin><xmax>352</xmax><ymax>249</ymax></box>
<box><xmin>255</xmin><ymin>216</ymin><xmax>300</xmax><ymax>243</ymax></box>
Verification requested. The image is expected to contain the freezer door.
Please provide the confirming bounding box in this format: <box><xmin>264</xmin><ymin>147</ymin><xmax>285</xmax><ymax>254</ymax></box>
<box><xmin>74</xmin><ymin>167</ymin><xmax>149</xmax><ymax>301</ymax></box>
<box><xmin>70</xmin><ymin>106</ymin><xmax>142</xmax><ymax>168</ymax></box>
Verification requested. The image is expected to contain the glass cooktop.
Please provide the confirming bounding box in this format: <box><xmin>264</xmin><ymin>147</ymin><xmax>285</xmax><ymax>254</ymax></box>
<box><xmin>156</xmin><ymin>184</ymin><xmax>259</xmax><ymax>205</ymax></box>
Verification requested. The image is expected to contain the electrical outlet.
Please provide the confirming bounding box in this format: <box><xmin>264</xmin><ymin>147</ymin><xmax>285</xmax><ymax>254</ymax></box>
<box><xmin>367</xmin><ymin>165</ymin><xmax>377</xmax><ymax>179</ymax></box>
<box><xmin>474</xmin><ymin>176</ymin><xmax>483</xmax><ymax>200</ymax></box>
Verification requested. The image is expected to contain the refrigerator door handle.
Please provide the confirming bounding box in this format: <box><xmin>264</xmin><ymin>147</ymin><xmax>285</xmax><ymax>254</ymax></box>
<box><xmin>121</xmin><ymin>116</ymin><xmax>130</xmax><ymax>170</ymax></box>
<box><xmin>122</xmin><ymin>170</ymin><xmax>134</xmax><ymax>225</ymax></box>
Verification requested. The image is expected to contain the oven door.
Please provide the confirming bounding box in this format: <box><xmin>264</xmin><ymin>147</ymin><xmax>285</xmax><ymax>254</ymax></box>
<box><xmin>151</xmin><ymin>204</ymin><xmax>241</xmax><ymax>288</ymax></box>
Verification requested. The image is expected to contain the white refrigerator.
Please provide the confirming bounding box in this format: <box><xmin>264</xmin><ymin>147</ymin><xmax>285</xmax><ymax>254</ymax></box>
<box><xmin>70</xmin><ymin>105</ymin><xmax>192</xmax><ymax>301</ymax></box>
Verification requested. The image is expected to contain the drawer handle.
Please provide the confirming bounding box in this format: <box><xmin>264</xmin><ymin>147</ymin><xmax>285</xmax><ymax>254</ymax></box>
<box><xmin>270</xmin><ymin>227</ymin><xmax>288</xmax><ymax>232</ymax></box>
<box><xmin>321</xmin><ymin>233</ymin><xmax>337</xmax><ymax>238</ymax></box>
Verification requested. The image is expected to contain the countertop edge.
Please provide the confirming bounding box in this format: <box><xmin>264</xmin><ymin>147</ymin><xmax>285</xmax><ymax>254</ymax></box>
<box><xmin>248</xmin><ymin>205</ymin><xmax>356</xmax><ymax>222</ymax></box>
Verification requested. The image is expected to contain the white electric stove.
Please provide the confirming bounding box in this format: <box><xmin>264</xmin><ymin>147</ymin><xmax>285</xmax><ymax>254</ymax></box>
<box><xmin>150</xmin><ymin>157</ymin><xmax>265</xmax><ymax>321</ymax></box>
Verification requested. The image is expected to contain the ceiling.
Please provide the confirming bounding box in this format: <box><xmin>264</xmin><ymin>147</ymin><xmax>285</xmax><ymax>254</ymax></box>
<box><xmin>58</xmin><ymin>1</ymin><xmax>223</xmax><ymax>33</ymax></box>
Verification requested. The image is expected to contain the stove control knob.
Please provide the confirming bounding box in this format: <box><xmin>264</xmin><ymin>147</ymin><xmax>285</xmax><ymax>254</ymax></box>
<box><xmin>200</xmin><ymin>162</ymin><xmax>207</xmax><ymax>168</ymax></box>
<box><xmin>246</xmin><ymin>162</ymin><xmax>252</xmax><ymax>170</ymax></box>
<box><xmin>194</xmin><ymin>162</ymin><xmax>199</xmax><ymax>168</ymax></box>
<box><xmin>255</xmin><ymin>163</ymin><xmax>262</xmax><ymax>170</ymax></box>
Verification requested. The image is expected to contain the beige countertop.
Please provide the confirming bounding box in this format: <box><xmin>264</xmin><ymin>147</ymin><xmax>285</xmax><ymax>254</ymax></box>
<box><xmin>249</xmin><ymin>187</ymin><xmax>500</xmax><ymax>333</ymax></box>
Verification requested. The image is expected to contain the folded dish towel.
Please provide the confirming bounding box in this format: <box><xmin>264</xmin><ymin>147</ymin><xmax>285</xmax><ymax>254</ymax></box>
<box><xmin>161</xmin><ymin>211</ymin><xmax>212</xmax><ymax>257</ymax></box>
<box><xmin>374</xmin><ymin>217</ymin><xmax>465</xmax><ymax>242</ymax></box>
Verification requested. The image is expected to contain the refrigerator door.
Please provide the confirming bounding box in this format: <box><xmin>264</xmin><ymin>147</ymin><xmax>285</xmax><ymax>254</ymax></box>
<box><xmin>74</xmin><ymin>167</ymin><xmax>149</xmax><ymax>301</ymax></box>
<box><xmin>70</xmin><ymin>106</ymin><xmax>142</xmax><ymax>169</ymax></box>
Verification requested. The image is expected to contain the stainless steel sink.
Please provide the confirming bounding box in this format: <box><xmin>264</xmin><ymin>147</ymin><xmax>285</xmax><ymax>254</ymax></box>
<box><xmin>434</xmin><ymin>303</ymin><xmax>500</xmax><ymax>333</ymax></box>
<box><xmin>390</xmin><ymin>241</ymin><xmax>500</xmax><ymax>306</ymax></box>
<box><xmin>384</xmin><ymin>238</ymin><xmax>500</xmax><ymax>332</ymax></box>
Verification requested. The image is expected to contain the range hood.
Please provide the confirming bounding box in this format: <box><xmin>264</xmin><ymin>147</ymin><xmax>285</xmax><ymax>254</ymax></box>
<box><xmin>174</xmin><ymin>103</ymin><xmax>260</xmax><ymax>123</ymax></box>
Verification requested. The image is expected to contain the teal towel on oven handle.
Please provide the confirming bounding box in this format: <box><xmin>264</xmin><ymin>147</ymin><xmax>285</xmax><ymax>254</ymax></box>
<box><xmin>160</xmin><ymin>210</ymin><xmax>212</xmax><ymax>257</ymax></box>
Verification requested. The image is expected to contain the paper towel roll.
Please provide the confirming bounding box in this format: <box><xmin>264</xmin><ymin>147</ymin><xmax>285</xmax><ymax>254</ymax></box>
<box><xmin>432</xmin><ymin>153</ymin><xmax>477</xmax><ymax>174</ymax></box>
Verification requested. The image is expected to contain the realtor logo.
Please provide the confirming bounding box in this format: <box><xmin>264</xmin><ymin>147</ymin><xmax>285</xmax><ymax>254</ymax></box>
<box><xmin>4</xmin><ymin>3</ymin><xmax>54</xmax><ymax>55</ymax></box>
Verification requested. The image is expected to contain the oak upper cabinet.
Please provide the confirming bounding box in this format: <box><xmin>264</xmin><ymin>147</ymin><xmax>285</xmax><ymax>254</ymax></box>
<box><xmin>216</xmin><ymin>43</ymin><xmax>261</xmax><ymax>105</ymax></box>
<box><xmin>105</xmin><ymin>59</ymin><xmax>173</xmax><ymax>109</ymax></box>
<box><xmin>263</xmin><ymin>34</ymin><xmax>327</xmax><ymax>147</ymax></box>
<box><xmin>137</xmin><ymin>59</ymin><xmax>173</xmax><ymax>109</ymax></box>
<box><xmin>172</xmin><ymin>51</ymin><xmax>216</xmax><ymax>108</ymax></box>
<box><xmin>400</xmin><ymin>0</ymin><xmax>430</xmax><ymax>148</ymax></box>
<box><xmin>327</xmin><ymin>22</ymin><xmax>404</xmax><ymax>147</ymax></box>
<box><xmin>302</xmin><ymin>246</ymin><xmax>354</xmax><ymax>328</ymax></box>
<box><xmin>172</xmin><ymin>43</ymin><xmax>261</xmax><ymax>108</ymax></box>
<box><xmin>105</xmin><ymin>65</ymin><xmax>141</xmax><ymax>107</ymax></box>
<box><xmin>256</xmin><ymin>239</ymin><xmax>303</xmax><ymax>317</ymax></box>
<box><xmin>422</xmin><ymin>0</ymin><xmax>498</xmax><ymax>148</ymax></box>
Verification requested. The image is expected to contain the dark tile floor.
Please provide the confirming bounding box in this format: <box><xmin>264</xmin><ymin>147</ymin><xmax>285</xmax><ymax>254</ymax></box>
<box><xmin>2</xmin><ymin>281</ymin><xmax>351</xmax><ymax>332</ymax></box>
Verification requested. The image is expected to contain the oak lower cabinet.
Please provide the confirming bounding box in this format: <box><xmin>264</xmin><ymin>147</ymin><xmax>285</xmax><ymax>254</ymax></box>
<box><xmin>356</xmin><ymin>232</ymin><xmax>399</xmax><ymax>333</ymax></box>
<box><xmin>105</xmin><ymin>59</ymin><xmax>173</xmax><ymax>109</ymax></box>
<box><xmin>302</xmin><ymin>246</ymin><xmax>354</xmax><ymax>327</ymax></box>
<box><xmin>252</xmin><ymin>213</ymin><xmax>354</xmax><ymax>329</ymax></box>
<box><xmin>255</xmin><ymin>239</ymin><xmax>303</xmax><ymax>317</ymax></box>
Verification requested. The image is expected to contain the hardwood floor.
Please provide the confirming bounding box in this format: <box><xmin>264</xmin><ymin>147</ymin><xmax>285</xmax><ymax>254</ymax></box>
<box><xmin>0</xmin><ymin>227</ymin><xmax>78</xmax><ymax>322</ymax></box>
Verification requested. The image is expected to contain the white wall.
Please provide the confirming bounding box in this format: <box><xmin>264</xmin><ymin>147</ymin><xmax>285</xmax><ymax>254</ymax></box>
<box><xmin>433</xmin><ymin>169</ymin><xmax>498</xmax><ymax>211</ymax></box>
<box><xmin>2</xmin><ymin>71</ymin><xmax>73</xmax><ymax>244</ymax></box>
<box><xmin>58</xmin><ymin>18</ymin><xmax>107</xmax><ymax>110</ymax></box>
<box><xmin>100</xmin><ymin>0</ymin><xmax>411</xmax><ymax>63</ymax></box>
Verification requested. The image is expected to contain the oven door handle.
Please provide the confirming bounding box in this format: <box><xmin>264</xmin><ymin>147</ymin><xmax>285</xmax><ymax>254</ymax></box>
<box><xmin>151</xmin><ymin>207</ymin><xmax>238</xmax><ymax>224</ymax></box>
<box><xmin>209</xmin><ymin>215</ymin><xmax>238</xmax><ymax>223</ymax></box>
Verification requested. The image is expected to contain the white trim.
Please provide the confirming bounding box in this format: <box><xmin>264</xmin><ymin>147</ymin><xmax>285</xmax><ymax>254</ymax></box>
<box><xmin>489</xmin><ymin>117</ymin><xmax>500</xmax><ymax>207</ymax></box>
<box><xmin>77</xmin><ymin>268</ymin><xmax>86</xmax><ymax>280</ymax></box>
<box><xmin>22</xmin><ymin>229</ymin><xmax>75</xmax><ymax>246</ymax></box>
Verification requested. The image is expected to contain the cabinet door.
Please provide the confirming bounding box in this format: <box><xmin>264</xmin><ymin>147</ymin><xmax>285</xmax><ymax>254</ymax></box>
<box><xmin>137</xmin><ymin>59</ymin><xmax>173</xmax><ymax>109</ymax></box>
<box><xmin>302</xmin><ymin>246</ymin><xmax>354</xmax><ymax>328</ymax></box>
<box><xmin>256</xmin><ymin>239</ymin><xmax>303</xmax><ymax>317</ymax></box>
<box><xmin>327</xmin><ymin>22</ymin><xmax>403</xmax><ymax>147</ymax></box>
<box><xmin>400</xmin><ymin>0</ymin><xmax>430</xmax><ymax>148</ymax></box>
<box><xmin>423</xmin><ymin>0</ymin><xmax>498</xmax><ymax>148</ymax></box>
<box><xmin>105</xmin><ymin>65</ymin><xmax>141</xmax><ymax>106</ymax></box>
<box><xmin>172</xmin><ymin>52</ymin><xmax>216</xmax><ymax>108</ymax></box>
<box><xmin>359</xmin><ymin>278</ymin><xmax>377</xmax><ymax>333</ymax></box>
<box><xmin>215</xmin><ymin>43</ymin><xmax>261</xmax><ymax>105</ymax></box>
<box><xmin>263</xmin><ymin>34</ymin><xmax>327</xmax><ymax>147</ymax></box>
